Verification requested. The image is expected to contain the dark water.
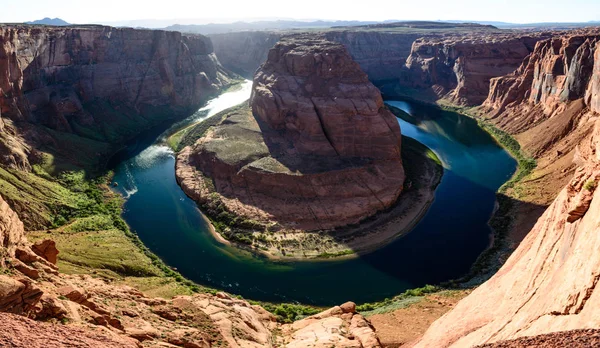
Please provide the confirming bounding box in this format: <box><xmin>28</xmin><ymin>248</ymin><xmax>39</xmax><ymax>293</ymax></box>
<box><xmin>111</xmin><ymin>85</ymin><xmax>516</xmax><ymax>306</ymax></box>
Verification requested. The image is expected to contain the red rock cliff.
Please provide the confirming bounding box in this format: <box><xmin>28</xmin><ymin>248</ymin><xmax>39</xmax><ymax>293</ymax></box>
<box><xmin>250</xmin><ymin>36</ymin><xmax>403</xmax><ymax>160</ymax></box>
<box><xmin>413</xmin><ymin>113</ymin><xmax>600</xmax><ymax>347</ymax></box>
<box><xmin>484</xmin><ymin>29</ymin><xmax>600</xmax><ymax>132</ymax></box>
<box><xmin>403</xmin><ymin>33</ymin><xmax>550</xmax><ymax>105</ymax></box>
<box><xmin>0</xmin><ymin>25</ymin><xmax>234</xmax><ymax>170</ymax></box>
<box><xmin>177</xmin><ymin>36</ymin><xmax>405</xmax><ymax>232</ymax></box>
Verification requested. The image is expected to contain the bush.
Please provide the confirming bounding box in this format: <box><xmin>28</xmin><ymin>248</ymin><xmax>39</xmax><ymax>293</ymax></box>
<box><xmin>258</xmin><ymin>303</ymin><xmax>320</xmax><ymax>323</ymax></box>
<box><xmin>584</xmin><ymin>180</ymin><xmax>597</xmax><ymax>191</ymax></box>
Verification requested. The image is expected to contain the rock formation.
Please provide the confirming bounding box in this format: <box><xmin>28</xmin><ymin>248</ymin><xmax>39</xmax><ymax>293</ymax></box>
<box><xmin>0</xmin><ymin>189</ymin><xmax>382</xmax><ymax>347</ymax></box>
<box><xmin>413</xmin><ymin>116</ymin><xmax>600</xmax><ymax>347</ymax></box>
<box><xmin>480</xmin><ymin>29</ymin><xmax>600</xmax><ymax>204</ymax></box>
<box><xmin>177</xmin><ymin>35</ymin><xmax>404</xmax><ymax>235</ymax></box>
<box><xmin>281</xmin><ymin>301</ymin><xmax>381</xmax><ymax>347</ymax></box>
<box><xmin>402</xmin><ymin>33</ymin><xmax>552</xmax><ymax>105</ymax></box>
<box><xmin>484</xmin><ymin>29</ymin><xmax>600</xmax><ymax>131</ymax></box>
<box><xmin>0</xmin><ymin>25</ymin><xmax>234</xmax><ymax>171</ymax></box>
<box><xmin>210</xmin><ymin>31</ymin><xmax>282</xmax><ymax>77</ymax></box>
<box><xmin>410</xmin><ymin>29</ymin><xmax>600</xmax><ymax>347</ymax></box>
<box><xmin>209</xmin><ymin>26</ymin><xmax>500</xmax><ymax>86</ymax></box>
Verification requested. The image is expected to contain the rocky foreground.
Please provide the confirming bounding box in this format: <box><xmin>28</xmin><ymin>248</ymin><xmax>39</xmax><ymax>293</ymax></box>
<box><xmin>176</xmin><ymin>35</ymin><xmax>411</xmax><ymax>258</ymax></box>
<box><xmin>0</xmin><ymin>192</ymin><xmax>381</xmax><ymax>347</ymax></box>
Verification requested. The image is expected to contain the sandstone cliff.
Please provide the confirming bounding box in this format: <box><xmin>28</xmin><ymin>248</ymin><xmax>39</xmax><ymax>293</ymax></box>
<box><xmin>209</xmin><ymin>30</ymin><xmax>421</xmax><ymax>82</ymax></box>
<box><xmin>322</xmin><ymin>31</ymin><xmax>422</xmax><ymax>81</ymax></box>
<box><xmin>480</xmin><ymin>29</ymin><xmax>600</xmax><ymax>206</ymax></box>
<box><xmin>0</xmin><ymin>25</ymin><xmax>235</xmax><ymax>171</ymax></box>
<box><xmin>413</xmin><ymin>114</ymin><xmax>600</xmax><ymax>347</ymax></box>
<box><xmin>401</xmin><ymin>33</ymin><xmax>551</xmax><ymax>105</ymax></box>
<box><xmin>176</xmin><ymin>35</ymin><xmax>407</xmax><ymax>257</ymax></box>
<box><xmin>210</xmin><ymin>31</ymin><xmax>282</xmax><ymax>78</ymax></box>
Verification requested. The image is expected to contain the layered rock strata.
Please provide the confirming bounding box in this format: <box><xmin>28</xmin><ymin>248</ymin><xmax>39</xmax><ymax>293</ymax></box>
<box><xmin>402</xmin><ymin>32</ymin><xmax>552</xmax><ymax>105</ymax></box>
<box><xmin>413</xmin><ymin>115</ymin><xmax>600</xmax><ymax>347</ymax></box>
<box><xmin>208</xmin><ymin>22</ymin><xmax>505</xmax><ymax>85</ymax></box>
<box><xmin>484</xmin><ymin>29</ymin><xmax>600</xmax><ymax>131</ymax></box>
<box><xmin>480</xmin><ymin>29</ymin><xmax>600</xmax><ymax>204</ymax></box>
<box><xmin>0</xmin><ymin>25</ymin><xmax>234</xmax><ymax>171</ymax></box>
<box><xmin>177</xmin><ymin>36</ymin><xmax>404</xmax><ymax>233</ymax></box>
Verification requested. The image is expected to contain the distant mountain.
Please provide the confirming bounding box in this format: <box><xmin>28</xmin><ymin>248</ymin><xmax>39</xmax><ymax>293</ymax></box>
<box><xmin>340</xmin><ymin>21</ymin><xmax>498</xmax><ymax>30</ymax></box>
<box><xmin>442</xmin><ymin>19</ymin><xmax>600</xmax><ymax>29</ymax></box>
<box><xmin>164</xmin><ymin>20</ymin><xmax>398</xmax><ymax>35</ymax></box>
<box><xmin>501</xmin><ymin>21</ymin><xmax>600</xmax><ymax>29</ymax></box>
<box><xmin>26</xmin><ymin>17</ymin><xmax>70</xmax><ymax>26</ymax></box>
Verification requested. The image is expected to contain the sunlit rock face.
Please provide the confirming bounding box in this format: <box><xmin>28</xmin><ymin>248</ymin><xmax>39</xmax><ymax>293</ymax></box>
<box><xmin>415</xmin><ymin>29</ymin><xmax>600</xmax><ymax>348</ymax></box>
<box><xmin>177</xmin><ymin>35</ymin><xmax>405</xmax><ymax>231</ymax></box>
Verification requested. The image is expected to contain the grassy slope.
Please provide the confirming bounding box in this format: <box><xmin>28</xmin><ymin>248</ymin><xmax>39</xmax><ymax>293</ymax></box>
<box><xmin>1</xmin><ymin>165</ymin><xmax>206</xmax><ymax>299</ymax></box>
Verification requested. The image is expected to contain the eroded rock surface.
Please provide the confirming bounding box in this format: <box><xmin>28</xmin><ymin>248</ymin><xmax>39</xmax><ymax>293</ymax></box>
<box><xmin>0</xmin><ymin>25</ymin><xmax>234</xmax><ymax>171</ymax></box>
<box><xmin>413</xmin><ymin>116</ymin><xmax>600</xmax><ymax>347</ymax></box>
<box><xmin>0</xmin><ymin>190</ymin><xmax>384</xmax><ymax>347</ymax></box>
<box><xmin>279</xmin><ymin>302</ymin><xmax>381</xmax><ymax>348</ymax></box>
<box><xmin>484</xmin><ymin>29</ymin><xmax>600</xmax><ymax>131</ymax></box>
<box><xmin>480</xmin><ymin>29</ymin><xmax>600</xmax><ymax>204</ymax></box>
<box><xmin>177</xmin><ymin>36</ymin><xmax>404</xmax><ymax>233</ymax></box>
<box><xmin>402</xmin><ymin>32</ymin><xmax>551</xmax><ymax>105</ymax></box>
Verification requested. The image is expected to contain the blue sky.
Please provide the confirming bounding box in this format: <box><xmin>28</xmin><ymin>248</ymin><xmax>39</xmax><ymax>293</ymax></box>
<box><xmin>1</xmin><ymin>0</ymin><xmax>599</xmax><ymax>25</ymax></box>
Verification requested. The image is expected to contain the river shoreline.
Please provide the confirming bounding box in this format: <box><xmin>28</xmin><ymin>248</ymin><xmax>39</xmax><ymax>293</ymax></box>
<box><xmin>113</xmin><ymin>84</ymin><xmax>516</xmax><ymax>305</ymax></box>
<box><xmin>377</xmin><ymin>83</ymin><xmax>532</xmax><ymax>288</ymax></box>
<box><xmin>175</xmin><ymin>115</ymin><xmax>444</xmax><ymax>261</ymax></box>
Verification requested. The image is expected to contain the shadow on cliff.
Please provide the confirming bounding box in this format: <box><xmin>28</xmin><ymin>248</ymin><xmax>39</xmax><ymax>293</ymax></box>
<box><xmin>326</xmin><ymin>171</ymin><xmax>547</xmax><ymax>293</ymax></box>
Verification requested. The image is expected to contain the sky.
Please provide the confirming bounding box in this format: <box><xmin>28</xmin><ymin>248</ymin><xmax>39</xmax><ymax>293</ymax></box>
<box><xmin>1</xmin><ymin>0</ymin><xmax>599</xmax><ymax>26</ymax></box>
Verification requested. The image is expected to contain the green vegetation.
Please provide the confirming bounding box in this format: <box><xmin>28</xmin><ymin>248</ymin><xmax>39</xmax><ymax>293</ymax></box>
<box><xmin>477</xmin><ymin>122</ymin><xmax>536</xmax><ymax>193</ymax></box>
<box><xmin>584</xmin><ymin>179</ymin><xmax>597</xmax><ymax>191</ymax></box>
<box><xmin>356</xmin><ymin>284</ymin><xmax>441</xmax><ymax>314</ymax></box>
<box><xmin>253</xmin><ymin>302</ymin><xmax>321</xmax><ymax>323</ymax></box>
<box><xmin>167</xmin><ymin>103</ymin><xmax>248</xmax><ymax>152</ymax></box>
<box><xmin>8</xmin><ymin>163</ymin><xmax>213</xmax><ymax>296</ymax></box>
<box><xmin>315</xmin><ymin>250</ymin><xmax>355</xmax><ymax>258</ymax></box>
<box><xmin>402</xmin><ymin>135</ymin><xmax>442</xmax><ymax>167</ymax></box>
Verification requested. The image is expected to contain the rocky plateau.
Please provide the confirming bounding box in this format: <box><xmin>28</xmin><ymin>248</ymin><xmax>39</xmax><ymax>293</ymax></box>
<box><xmin>176</xmin><ymin>35</ymin><xmax>409</xmax><ymax>258</ymax></box>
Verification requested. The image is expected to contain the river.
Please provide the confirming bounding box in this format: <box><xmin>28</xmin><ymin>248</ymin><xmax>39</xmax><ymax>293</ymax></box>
<box><xmin>111</xmin><ymin>82</ymin><xmax>516</xmax><ymax>306</ymax></box>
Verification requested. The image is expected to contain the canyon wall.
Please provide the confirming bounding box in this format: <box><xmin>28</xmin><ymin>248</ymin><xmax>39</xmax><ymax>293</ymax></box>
<box><xmin>484</xmin><ymin>29</ymin><xmax>600</xmax><ymax>133</ymax></box>
<box><xmin>323</xmin><ymin>31</ymin><xmax>422</xmax><ymax>81</ymax></box>
<box><xmin>411</xmin><ymin>30</ymin><xmax>600</xmax><ymax>347</ymax></box>
<box><xmin>209</xmin><ymin>29</ymin><xmax>551</xmax><ymax>107</ymax></box>
<box><xmin>414</xmin><ymin>116</ymin><xmax>600</xmax><ymax>348</ymax></box>
<box><xmin>0</xmin><ymin>25</ymin><xmax>234</xmax><ymax>170</ymax></box>
<box><xmin>177</xmin><ymin>35</ymin><xmax>404</xmax><ymax>233</ymax></box>
<box><xmin>210</xmin><ymin>30</ymin><xmax>420</xmax><ymax>81</ymax></box>
<box><xmin>402</xmin><ymin>33</ymin><xmax>550</xmax><ymax>105</ymax></box>
<box><xmin>209</xmin><ymin>31</ymin><xmax>282</xmax><ymax>77</ymax></box>
<box><xmin>478</xmin><ymin>29</ymin><xmax>600</xmax><ymax>204</ymax></box>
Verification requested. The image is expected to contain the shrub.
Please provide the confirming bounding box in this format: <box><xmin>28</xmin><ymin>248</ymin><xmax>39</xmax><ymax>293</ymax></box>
<box><xmin>584</xmin><ymin>180</ymin><xmax>597</xmax><ymax>191</ymax></box>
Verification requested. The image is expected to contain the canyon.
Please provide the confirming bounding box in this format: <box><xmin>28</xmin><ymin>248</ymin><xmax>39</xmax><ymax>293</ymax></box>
<box><xmin>175</xmin><ymin>35</ymin><xmax>423</xmax><ymax>258</ymax></box>
<box><xmin>0</xmin><ymin>25</ymin><xmax>235</xmax><ymax>173</ymax></box>
<box><xmin>1</xmin><ymin>20</ymin><xmax>600</xmax><ymax>348</ymax></box>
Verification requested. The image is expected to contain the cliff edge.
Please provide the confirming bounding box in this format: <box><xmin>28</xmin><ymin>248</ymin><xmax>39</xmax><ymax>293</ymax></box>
<box><xmin>176</xmin><ymin>35</ymin><xmax>412</xmax><ymax>258</ymax></box>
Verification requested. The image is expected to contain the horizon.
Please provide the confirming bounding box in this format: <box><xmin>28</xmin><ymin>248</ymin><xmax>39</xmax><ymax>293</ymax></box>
<box><xmin>3</xmin><ymin>0</ymin><xmax>600</xmax><ymax>27</ymax></box>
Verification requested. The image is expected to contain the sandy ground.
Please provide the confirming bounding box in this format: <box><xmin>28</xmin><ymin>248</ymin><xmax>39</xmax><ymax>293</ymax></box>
<box><xmin>368</xmin><ymin>291</ymin><xmax>470</xmax><ymax>347</ymax></box>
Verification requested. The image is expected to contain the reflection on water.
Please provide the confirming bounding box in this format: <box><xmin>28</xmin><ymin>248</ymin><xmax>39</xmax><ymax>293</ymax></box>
<box><xmin>111</xmin><ymin>86</ymin><xmax>516</xmax><ymax>306</ymax></box>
